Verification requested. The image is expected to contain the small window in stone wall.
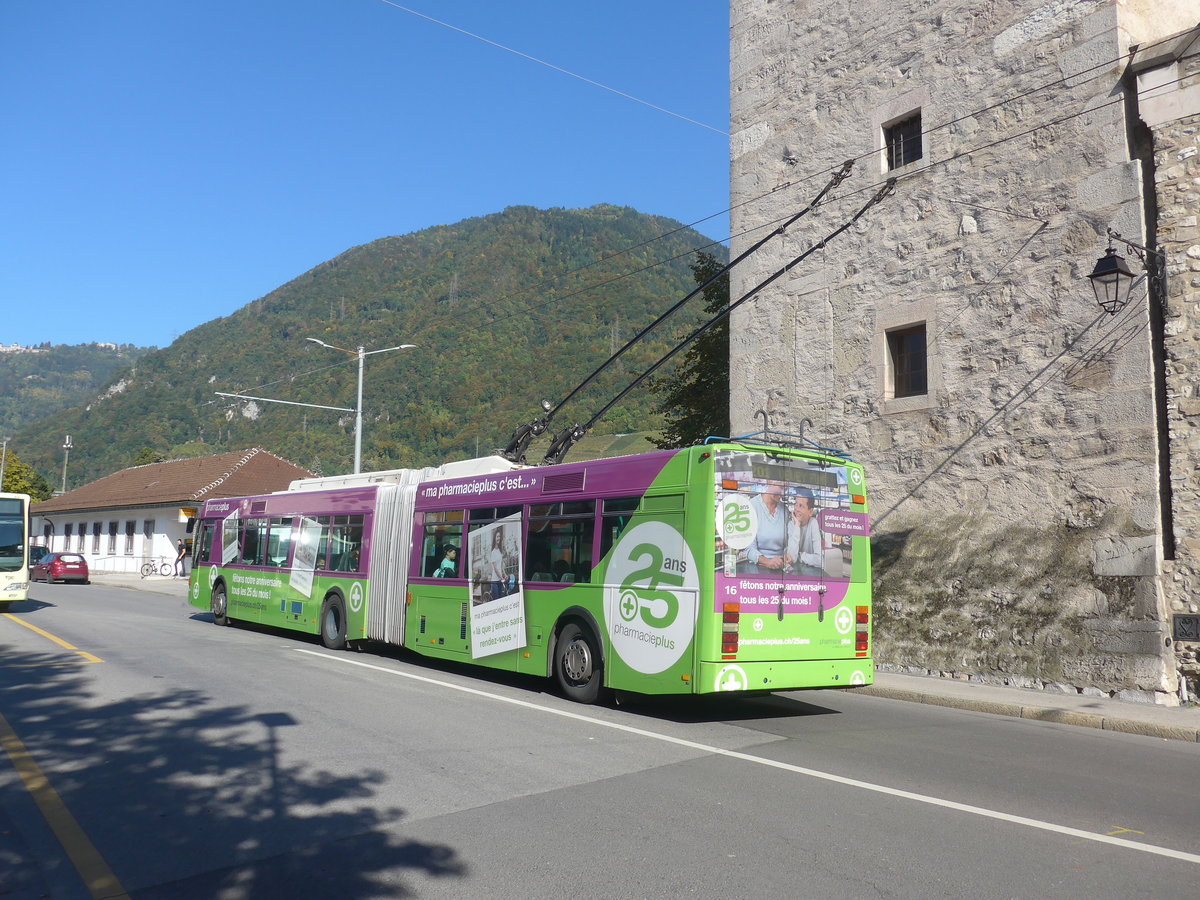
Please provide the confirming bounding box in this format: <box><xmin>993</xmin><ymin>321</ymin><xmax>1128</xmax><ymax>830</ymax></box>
<box><xmin>888</xmin><ymin>324</ymin><xmax>927</xmax><ymax>398</ymax></box>
<box><xmin>884</xmin><ymin>111</ymin><xmax>922</xmax><ymax>170</ymax></box>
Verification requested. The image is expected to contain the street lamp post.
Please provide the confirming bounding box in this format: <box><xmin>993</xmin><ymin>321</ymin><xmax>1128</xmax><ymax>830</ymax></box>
<box><xmin>306</xmin><ymin>338</ymin><xmax>416</xmax><ymax>474</ymax></box>
<box><xmin>61</xmin><ymin>434</ymin><xmax>73</xmax><ymax>494</ymax></box>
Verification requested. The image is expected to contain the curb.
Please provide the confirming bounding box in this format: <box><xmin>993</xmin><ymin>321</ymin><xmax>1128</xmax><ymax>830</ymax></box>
<box><xmin>858</xmin><ymin>684</ymin><xmax>1200</xmax><ymax>744</ymax></box>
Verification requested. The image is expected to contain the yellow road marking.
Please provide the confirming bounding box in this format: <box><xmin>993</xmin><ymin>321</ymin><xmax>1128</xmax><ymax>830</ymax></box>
<box><xmin>1107</xmin><ymin>826</ymin><xmax>1146</xmax><ymax>836</ymax></box>
<box><xmin>0</xmin><ymin>710</ymin><xmax>129</xmax><ymax>899</ymax></box>
<box><xmin>1</xmin><ymin>614</ymin><xmax>104</xmax><ymax>664</ymax></box>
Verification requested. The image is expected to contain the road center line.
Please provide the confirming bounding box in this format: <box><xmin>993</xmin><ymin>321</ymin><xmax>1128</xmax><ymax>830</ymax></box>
<box><xmin>297</xmin><ymin>648</ymin><xmax>1200</xmax><ymax>866</ymax></box>
<box><xmin>0</xmin><ymin>710</ymin><xmax>129</xmax><ymax>899</ymax></box>
<box><xmin>2</xmin><ymin>614</ymin><xmax>104</xmax><ymax>664</ymax></box>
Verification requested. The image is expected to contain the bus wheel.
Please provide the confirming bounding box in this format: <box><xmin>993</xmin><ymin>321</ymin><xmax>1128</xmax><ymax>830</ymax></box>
<box><xmin>555</xmin><ymin>621</ymin><xmax>603</xmax><ymax>704</ymax></box>
<box><xmin>321</xmin><ymin>595</ymin><xmax>348</xmax><ymax>650</ymax></box>
<box><xmin>211</xmin><ymin>584</ymin><xmax>229</xmax><ymax>626</ymax></box>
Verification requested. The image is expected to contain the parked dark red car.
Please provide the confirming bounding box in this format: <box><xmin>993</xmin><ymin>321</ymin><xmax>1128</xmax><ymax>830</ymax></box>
<box><xmin>30</xmin><ymin>552</ymin><xmax>90</xmax><ymax>584</ymax></box>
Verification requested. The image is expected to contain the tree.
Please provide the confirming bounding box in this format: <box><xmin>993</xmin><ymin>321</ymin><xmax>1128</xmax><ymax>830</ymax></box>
<box><xmin>132</xmin><ymin>447</ymin><xmax>167</xmax><ymax>466</ymax></box>
<box><xmin>1</xmin><ymin>451</ymin><xmax>53</xmax><ymax>501</ymax></box>
<box><xmin>649</xmin><ymin>252</ymin><xmax>730</xmax><ymax>448</ymax></box>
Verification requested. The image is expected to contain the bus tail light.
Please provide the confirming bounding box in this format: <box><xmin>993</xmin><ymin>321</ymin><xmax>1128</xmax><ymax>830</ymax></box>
<box><xmin>855</xmin><ymin>605</ymin><xmax>869</xmax><ymax>657</ymax></box>
<box><xmin>722</xmin><ymin>601</ymin><xmax>739</xmax><ymax>657</ymax></box>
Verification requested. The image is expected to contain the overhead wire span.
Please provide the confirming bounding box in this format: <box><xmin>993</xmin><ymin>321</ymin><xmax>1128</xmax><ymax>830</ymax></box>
<box><xmin>376</xmin><ymin>0</ymin><xmax>728</xmax><ymax>135</ymax></box>
<box><xmin>255</xmin><ymin>64</ymin><xmax>1178</xmax><ymax>425</ymax></box>
<box><xmin>216</xmin><ymin>33</ymin><xmax>1192</xmax><ymax>439</ymax></box>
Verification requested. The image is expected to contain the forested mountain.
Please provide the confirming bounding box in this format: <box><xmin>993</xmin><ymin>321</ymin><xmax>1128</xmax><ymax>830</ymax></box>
<box><xmin>14</xmin><ymin>206</ymin><xmax>726</xmax><ymax>486</ymax></box>
<box><xmin>0</xmin><ymin>343</ymin><xmax>151</xmax><ymax>438</ymax></box>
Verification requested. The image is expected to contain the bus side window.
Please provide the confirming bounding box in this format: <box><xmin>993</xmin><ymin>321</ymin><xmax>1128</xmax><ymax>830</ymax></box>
<box><xmin>419</xmin><ymin>511</ymin><xmax>464</xmax><ymax>577</ymax></box>
<box><xmin>330</xmin><ymin>515</ymin><xmax>364</xmax><ymax>572</ymax></box>
<box><xmin>599</xmin><ymin>497</ymin><xmax>641</xmax><ymax>560</ymax></box>
<box><xmin>265</xmin><ymin>517</ymin><xmax>293</xmax><ymax>567</ymax></box>
<box><xmin>526</xmin><ymin>501</ymin><xmax>595</xmax><ymax>584</ymax></box>
<box><xmin>240</xmin><ymin>518</ymin><xmax>267</xmax><ymax>566</ymax></box>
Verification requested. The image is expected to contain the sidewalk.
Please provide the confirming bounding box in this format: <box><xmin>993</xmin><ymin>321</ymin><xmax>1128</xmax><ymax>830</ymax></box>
<box><xmin>861</xmin><ymin>671</ymin><xmax>1200</xmax><ymax>743</ymax></box>
<box><xmin>90</xmin><ymin>571</ymin><xmax>191</xmax><ymax>598</ymax></box>
<box><xmin>91</xmin><ymin>574</ymin><xmax>1200</xmax><ymax>742</ymax></box>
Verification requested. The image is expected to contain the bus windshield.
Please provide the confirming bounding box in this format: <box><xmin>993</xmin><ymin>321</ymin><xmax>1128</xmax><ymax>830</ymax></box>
<box><xmin>0</xmin><ymin>497</ymin><xmax>28</xmax><ymax>573</ymax></box>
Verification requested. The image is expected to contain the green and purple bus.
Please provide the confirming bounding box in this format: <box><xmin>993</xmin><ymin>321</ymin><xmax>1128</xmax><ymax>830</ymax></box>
<box><xmin>188</xmin><ymin>443</ymin><xmax>872</xmax><ymax>702</ymax></box>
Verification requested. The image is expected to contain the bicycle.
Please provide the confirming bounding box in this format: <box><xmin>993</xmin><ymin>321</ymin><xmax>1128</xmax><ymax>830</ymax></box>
<box><xmin>140</xmin><ymin>558</ymin><xmax>175</xmax><ymax>578</ymax></box>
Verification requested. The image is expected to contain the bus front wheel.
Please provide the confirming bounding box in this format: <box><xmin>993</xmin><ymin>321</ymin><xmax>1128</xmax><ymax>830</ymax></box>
<box><xmin>211</xmin><ymin>584</ymin><xmax>229</xmax><ymax>626</ymax></box>
<box><xmin>555</xmin><ymin>621</ymin><xmax>603</xmax><ymax>704</ymax></box>
<box><xmin>321</xmin><ymin>595</ymin><xmax>348</xmax><ymax>650</ymax></box>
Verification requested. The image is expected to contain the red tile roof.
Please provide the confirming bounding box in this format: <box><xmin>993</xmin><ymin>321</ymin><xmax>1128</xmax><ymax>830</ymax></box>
<box><xmin>32</xmin><ymin>448</ymin><xmax>315</xmax><ymax>515</ymax></box>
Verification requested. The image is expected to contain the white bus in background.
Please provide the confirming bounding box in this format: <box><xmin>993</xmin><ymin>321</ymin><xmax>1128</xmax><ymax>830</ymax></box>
<box><xmin>0</xmin><ymin>493</ymin><xmax>32</xmax><ymax>608</ymax></box>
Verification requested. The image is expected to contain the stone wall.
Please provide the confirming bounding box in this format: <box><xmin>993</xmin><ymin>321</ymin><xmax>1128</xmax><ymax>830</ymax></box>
<box><xmin>1151</xmin><ymin>45</ymin><xmax>1200</xmax><ymax>698</ymax></box>
<box><xmin>729</xmin><ymin>0</ymin><xmax>1194</xmax><ymax>702</ymax></box>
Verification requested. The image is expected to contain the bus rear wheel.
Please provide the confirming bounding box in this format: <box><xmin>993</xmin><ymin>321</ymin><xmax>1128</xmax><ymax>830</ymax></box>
<box><xmin>211</xmin><ymin>584</ymin><xmax>229</xmax><ymax>626</ymax></box>
<box><xmin>321</xmin><ymin>595</ymin><xmax>348</xmax><ymax>650</ymax></box>
<box><xmin>555</xmin><ymin>621</ymin><xmax>604</xmax><ymax>704</ymax></box>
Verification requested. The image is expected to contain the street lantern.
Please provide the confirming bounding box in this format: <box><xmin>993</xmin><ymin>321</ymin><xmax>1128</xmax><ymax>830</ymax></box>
<box><xmin>1087</xmin><ymin>246</ymin><xmax>1136</xmax><ymax>315</ymax></box>
<box><xmin>306</xmin><ymin>338</ymin><xmax>417</xmax><ymax>474</ymax></box>
<box><xmin>1086</xmin><ymin>227</ymin><xmax>1167</xmax><ymax>316</ymax></box>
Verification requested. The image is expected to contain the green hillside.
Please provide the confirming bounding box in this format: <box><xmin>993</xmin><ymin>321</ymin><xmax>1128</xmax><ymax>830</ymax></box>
<box><xmin>0</xmin><ymin>343</ymin><xmax>152</xmax><ymax>439</ymax></box>
<box><xmin>15</xmin><ymin>205</ymin><xmax>726</xmax><ymax>485</ymax></box>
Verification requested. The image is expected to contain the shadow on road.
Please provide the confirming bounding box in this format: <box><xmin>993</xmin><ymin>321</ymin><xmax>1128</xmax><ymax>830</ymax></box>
<box><xmin>0</xmin><ymin>622</ymin><xmax>466</xmax><ymax>899</ymax></box>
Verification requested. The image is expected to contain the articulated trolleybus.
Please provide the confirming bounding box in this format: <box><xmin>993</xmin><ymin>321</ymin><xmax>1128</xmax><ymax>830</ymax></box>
<box><xmin>0</xmin><ymin>492</ymin><xmax>32</xmax><ymax>609</ymax></box>
<box><xmin>188</xmin><ymin>443</ymin><xmax>872</xmax><ymax>702</ymax></box>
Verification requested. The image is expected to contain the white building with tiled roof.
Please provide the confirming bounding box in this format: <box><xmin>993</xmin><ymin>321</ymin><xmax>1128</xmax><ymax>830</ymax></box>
<box><xmin>31</xmin><ymin>448</ymin><xmax>313</xmax><ymax>574</ymax></box>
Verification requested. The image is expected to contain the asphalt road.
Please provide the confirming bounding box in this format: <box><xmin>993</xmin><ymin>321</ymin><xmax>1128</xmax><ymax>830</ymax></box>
<box><xmin>1</xmin><ymin>581</ymin><xmax>1197</xmax><ymax>899</ymax></box>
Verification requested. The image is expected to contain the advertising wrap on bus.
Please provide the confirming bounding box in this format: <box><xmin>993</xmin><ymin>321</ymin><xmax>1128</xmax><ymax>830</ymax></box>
<box><xmin>189</xmin><ymin>444</ymin><xmax>872</xmax><ymax>702</ymax></box>
<box><xmin>715</xmin><ymin>449</ymin><xmax>869</xmax><ymax>614</ymax></box>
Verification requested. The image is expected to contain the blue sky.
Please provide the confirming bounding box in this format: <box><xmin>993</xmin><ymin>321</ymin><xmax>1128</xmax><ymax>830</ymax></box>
<box><xmin>1</xmin><ymin>1</ymin><xmax>729</xmax><ymax>349</ymax></box>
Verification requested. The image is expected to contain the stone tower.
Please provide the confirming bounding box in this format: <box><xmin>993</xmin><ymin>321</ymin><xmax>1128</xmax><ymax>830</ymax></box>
<box><xmin>729</xmin><ymin>0</ymin><xmax>1200</xmax><ymax>703</ymax></box>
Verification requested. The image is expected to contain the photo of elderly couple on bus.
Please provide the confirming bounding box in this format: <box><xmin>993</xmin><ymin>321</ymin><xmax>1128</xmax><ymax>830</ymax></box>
<box><xmin>741</xmin><ymin>481</ymin><xmax>828</xmax><ymax>577</ymax></box>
